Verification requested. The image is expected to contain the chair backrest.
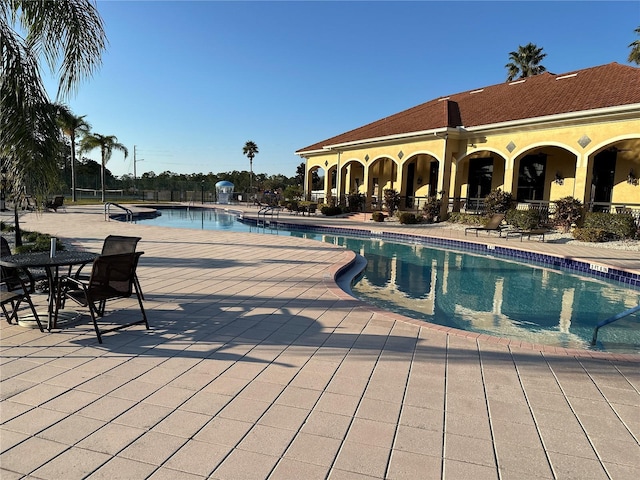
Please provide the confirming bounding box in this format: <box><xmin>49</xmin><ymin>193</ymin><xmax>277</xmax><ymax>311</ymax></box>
<box><xmin>88</xmin><ymin>252</ymin><xmax>143</xmax><ymax>298</ymax></box>
<box><xmin>486</xmin><ymin>214</ymin><xmax>505</xmax><ymax>228</ymax></box>
<box><xmin>0</xmin><ymin>237</ymin><xmax>21</xmax><ymax>290</ymax></box>
<box><xmin>1</xmin><ymin>236</ymin><xmax>11</xmax><ymax>257</ymax></box>
<box><xmin>101</xmin><ymin>235</ymin><xmax>141</xmax><ymax>255</ymax></box>
<box><xmin>53</xmin><ymin>195</ymin><xmax>64</xmax><ymax>207</ymax></box>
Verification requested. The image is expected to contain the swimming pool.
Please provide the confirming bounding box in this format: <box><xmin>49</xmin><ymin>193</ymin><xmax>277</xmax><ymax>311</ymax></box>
<box><xmin>135</xmin><ymin>207</ymin><xmax>640</xmax><ymax>353</ymax></box>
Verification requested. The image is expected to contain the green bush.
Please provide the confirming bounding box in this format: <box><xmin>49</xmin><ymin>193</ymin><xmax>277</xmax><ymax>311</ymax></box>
<box><xmin>347</xmin><ymin>193</ymin><xmax>365</xmax><ymax>212</ymax></box>
<box><xmin>572</xmin><ymin>228</ymin><xmax>609</xmax><ymax>242</ymax></box>
<box><xmin>553</xmin><ymin>197</ymin><xmax>583</xmax><ymax>232</ymax></box>
<box><xmin>14</xmin><ymin>232</ymin><xmax>65</xmax><ymax>254</ymax></box>
<box><xmin>371</xmin><ymin>211</ymin><xmax>386</xmax><ymax>222</ymax></box>
<box><xmin>398</xmin><ymin>212</ymin><xmax>418</xmax><ymax>224</ymax></box>
<box><xmin>484</xmin><ymin>189</ymin><xmax>513</xmax><ymax>215</ymax></box>
<box><xmin>321</xmin><ymin>206</ymin><xmax>343</xmax><ymax>216</ymax></box>
<box><xmin>383</xmin><ymin>189</ymin><xmax>401</xmax><ymax>215</ymax></box>
<box><xmin>583</xmin><ymin>212</ymin><xmax>637</xmax><ymax>239</ymax></box>
<box><xmin>505</xmin><ymin>209</ymin><xmax>540</xmax><ymax>230</ymax></box>
<box><xmin>421</xmin><ymin>196</ymin><xmax>441</xmax><ymax>223</ymax></box>
<box><xmin>447</xmin><ymin>213</ymin><xmax>484</xmax><ymax>225</ymax></box>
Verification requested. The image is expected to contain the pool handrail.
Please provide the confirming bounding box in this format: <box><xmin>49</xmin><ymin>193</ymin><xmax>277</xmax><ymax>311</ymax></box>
<box><xmin>257</xmin><ymin>205</ymin><xmax>280</xmax><ymax>227</ymax></box>
<box><xmin>591</xmin><ymin>304</ymin><xmax>640</xmax><ymax>345</ymax></box>
<box><xmin>104</xmin><ymin>202</ymin><xmax>133</xmax><ymax>222</ymax></box>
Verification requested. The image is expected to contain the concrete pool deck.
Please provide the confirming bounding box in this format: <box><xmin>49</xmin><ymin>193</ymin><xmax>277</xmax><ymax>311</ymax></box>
<box><xmin>1</xmin><ymin>205</ymin><xmax>638</xmax><ymax>479</ymax></box>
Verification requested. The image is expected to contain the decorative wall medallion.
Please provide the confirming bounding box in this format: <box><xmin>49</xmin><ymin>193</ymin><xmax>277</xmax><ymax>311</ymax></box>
<box><xmin>324</xmin><ymin>160</ymin><xmax>328</xmax><ymax>167</ymax></box>
<box><xmin>365</xmin><ymin>154</ymin><xmax>370</xmax><ymax>162</ymax></box>
<box><xmin>577</xmin><ymin>135</ymin><xmax>591</xmax><ymax>148</ymax></box>
<box><xmin>398</xmin><ymin>150</ymin><xmax>404</xmax><ymax>159</ymax></box>
<box><xmin>506</xmin><ymin>141</ymin><xmax>516</xmax><ymax>153</ymax></box>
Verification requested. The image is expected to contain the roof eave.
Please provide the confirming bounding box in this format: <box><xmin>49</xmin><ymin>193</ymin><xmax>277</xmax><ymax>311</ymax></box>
<box><xmin>322</xmin><ymin>127</ymin><xmax>454</xmax><ymax>151</ymax></box>
<box><xmin>464</xmin><ymin>103</ymin><xmax>640</xmax><ymax>133</ymax></box>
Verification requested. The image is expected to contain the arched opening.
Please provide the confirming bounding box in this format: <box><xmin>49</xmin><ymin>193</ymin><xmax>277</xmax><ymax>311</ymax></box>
<box><xmin>368</xmin><ymin>157</ymin><xmax>397</xmax><ymax>210</ymax></box>
<box><xmin>307</xmin><ymin>166</ymin><xmax>325</xmax><ymax>202</ymax></box>
<box><xmin>402</xmin><ymin>154</ymin><xmax>438</xmax><ymax>210</ymax></box>
<box><xmin>456</xmin><ymin>152</ymin><xmax>506</xmax><ymax>212</ymax></box>
<box><xmin>589</xmin><ymin>139</ymin><xmax>640</xmax><ymax>211</ymax></box>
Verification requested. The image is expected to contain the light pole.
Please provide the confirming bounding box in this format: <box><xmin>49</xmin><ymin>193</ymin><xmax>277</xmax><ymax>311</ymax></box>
<box><xmin>201</xmin><ymin>180</ymin><xmax>205</xmax><ymax>205</ymax></box>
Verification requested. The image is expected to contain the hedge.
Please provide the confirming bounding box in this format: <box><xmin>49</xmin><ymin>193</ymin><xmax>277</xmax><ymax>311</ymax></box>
<box><xmin>583</xmin><ymin>212</ymin><xmax>637</xmax><ymax>239</ymax></box>
<box><xmin>572</xmin><ymin>228</ymin><xmax>609</xmax><ymax>242</ymax></box>
<box><xmin>505</xmin><ymin>209</ymin><xmax>541</xmax><ymax>230</ymax></box>
<box><xmin>398</xmin><ymin>212</ymin><xmax>418</xmax><ymax>224</ymax></box>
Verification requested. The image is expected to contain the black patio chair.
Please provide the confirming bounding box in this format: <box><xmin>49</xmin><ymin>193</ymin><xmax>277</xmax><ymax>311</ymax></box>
<box><xmin>45</xmin><ymin>195</ymin><xmax>65</xmax><ymax>212</ymax></box>
<box><xmin>73</xmin><ymin>235</ymin><xmax>144</xmax><ymax>299</ymax></box>
<box><xmin>1</xmin><ymin>265</ymin><xmax>44</xmax><ymax>332</ymax></box>
<box><xmin>1</xmin><ymin>236</ymin><xmax>47</xmax><ymax>293</ymax></box>
<box><xmin>55</xmin><ymin>252</ymin><xmax>149</xmax><ymax>343</ymax></box>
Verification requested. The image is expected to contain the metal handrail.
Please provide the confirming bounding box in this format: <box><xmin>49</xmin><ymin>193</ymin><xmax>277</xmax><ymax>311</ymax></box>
<box><xmin>104</xmin><ymin>202</ymin><xmax>133</xmax><ymax>222</ymax></box>
<box><xmin>257</xmin><ymin>205</ymin><xmax>280</xmax><ymax>228</ymax></box>
<box><xmin>591</xmin><ymin>305</ymin><xmax>640</xmax><ymax>345</ymax></box>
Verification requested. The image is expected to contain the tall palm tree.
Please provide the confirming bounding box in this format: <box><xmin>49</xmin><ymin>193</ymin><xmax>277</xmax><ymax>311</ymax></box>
<box><xmin>1</xmin><ymin>0</ymin><xmax>105</xmax><ymax>244</ymax></box>
<box><xmin>242</xmin><ymin>141</ymin><xmax>259</xmax><ymax>197</ymax></box>
<box><xmin>628</xmin><ymin>26</ymin><xmax>640</xmax><ymax>65</ymax></box>
<box><xmin>505</xmin><ymin>43</ymin><xmax>547</xmax><ymax>81</ymax></box>
<box><xmin>79</xmin><ymin>133</ymin><xmax>128</xmax><ymax>202</ymax></box>
<box><xmin>56</xmin><ymin>105</ymin><xmax>91</xmax><ymax>202</ymax></box>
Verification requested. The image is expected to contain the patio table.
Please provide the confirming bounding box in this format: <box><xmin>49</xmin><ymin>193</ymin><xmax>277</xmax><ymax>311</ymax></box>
<box><xmin>0</xmin><ymin>250</ymin><xmax>97</xmax><ymax>330</ymax></box>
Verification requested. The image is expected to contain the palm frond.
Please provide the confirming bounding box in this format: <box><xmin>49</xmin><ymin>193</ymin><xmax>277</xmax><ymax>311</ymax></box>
<box><xmin>17</xmin><ymin>0</ymin><xmax>107</xmax><ymax>100</ymax></box>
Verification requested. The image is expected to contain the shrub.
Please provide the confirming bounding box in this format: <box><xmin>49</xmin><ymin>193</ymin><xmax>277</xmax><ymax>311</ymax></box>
<box><xmin>14</xmin><ymin>232</ymin><xmax>65</xmax><ymax>254</ymax></box>
<box><xmin>383</xmin><ymin>189</ymin><xmax>401</xmax><ymax>215</ymax></box>
<box><xmin>553</xmin><ymin>197</ymin><xmax>583</xmax><ymax>232</ymax></box>
<box><xmin>371</xmin><ymin>211</ymin><xmax>386</xmax><ymax>222</ymax></box>
<box><xmin>447</xmin><ymin>213</ymin><xmax>484</xmax><ymax>225</ymax></box>
<box><xmin>398</xmin><ymin>212</ymin><xmax>418</xmax><ymax>224</ymax></box>
<box><xmin>421</xmin><ymin>196</ymin><xmax>441</xmax><ymax>223</ymax></box>
<box><xmin>484</xmin><ymin>189</ymin><xmax>513</xmax><ymax>215</ymax></box>
<box><xmin>572</xmin><ymin>228</ymin><xmax>609</xmax><ymax>242</ymax></box>
<box><xmin>347</xmin><ymin>193</ymin><xmax>365</xmax><ymax>212</ymax></box>
<box><xmin>583</xmin><ymin>212</ymin><xmax>637</xmax><ymax>239</ymax></box>
<box><xmin>505</xmin><ymin>209</ymin><xmax>540</xmax><ymax>230</ymax></box>
<box><xmin>321</xmin><ymin>206</ymin><xmax>343</xmax><ymax>216</ymax></box>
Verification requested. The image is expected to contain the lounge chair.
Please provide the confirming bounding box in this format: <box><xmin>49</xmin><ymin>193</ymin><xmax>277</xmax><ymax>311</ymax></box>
<box><xmin>464</xmin><ymin>214</ymin><xmax>506</xmax><ymax>237</ymax></box>
<box><xmin>45</xmin><ymin>195</ymin><xmax>65</xmax><ymax>212</ymax></box>
<box><xmin>505</xmin><ymin>228</ymin><xmax>550</xmax><ymax>242</ymax></box>
<box><xmin>55</xmin><ymin>252</ymin><xmax>149</xmax><ymax>343</ymax></box>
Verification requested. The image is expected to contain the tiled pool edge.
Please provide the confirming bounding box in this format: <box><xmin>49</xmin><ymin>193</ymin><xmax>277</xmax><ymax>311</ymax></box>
<box><xmin>321</xmin><ymin>232</ymin><xmax>640</xmax><ymax>362</ymax></box>
<box><xmin>254</xmin><ymin>219</ymin><xmax>640</xmax><ymax>290</ymax></box>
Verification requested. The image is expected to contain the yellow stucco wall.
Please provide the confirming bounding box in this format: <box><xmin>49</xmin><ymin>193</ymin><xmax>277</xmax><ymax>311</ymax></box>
<box><xmin>302</xmin><ymin>115</ymin><xmax>640</xmax><ymax>208</ymax></box>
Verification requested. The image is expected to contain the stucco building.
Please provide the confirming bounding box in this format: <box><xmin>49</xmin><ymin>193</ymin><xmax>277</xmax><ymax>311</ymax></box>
<box><xmin>296</xmin><ymin>62</ymin><xmax>640</xmax><ymax>216</ymax></box>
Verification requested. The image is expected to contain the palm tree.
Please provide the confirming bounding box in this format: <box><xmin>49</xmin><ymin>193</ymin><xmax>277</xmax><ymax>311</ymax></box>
<box><xmin>505</xmin><ymin>43</ymin><xmax>547</xmax><ymax>81</ymax></box>
<box><xmin>628</xmin><ymin>26</ymin><xmax>640</xmax><ymax>65</ymax></box>
<box><xmin>79</xmin><ymin>133</ymin><xmax>128</xmax><ymax>202</ymax></box>
<box><xmin>56</xmin><ymin>105</ymin><xmax>91</xmax><ymax>202</ymax></box>
<box><xmin>242</xmin><ymin>141</ymin><xmax>259</xmax><ymax>197</ymax></box>
<box><xmin>1</xmin><ymin>0</ymin><xmax>105</xmax><ymax>244</ymax></box>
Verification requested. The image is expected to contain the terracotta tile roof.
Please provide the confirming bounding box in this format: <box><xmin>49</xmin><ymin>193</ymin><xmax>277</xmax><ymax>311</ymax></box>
<box><xmin>296</xmin><ymin>62</ymin><xmax>640</xmax><ymax>154</ymax></box>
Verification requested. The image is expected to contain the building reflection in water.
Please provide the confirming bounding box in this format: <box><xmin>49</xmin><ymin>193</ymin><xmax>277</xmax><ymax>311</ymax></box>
<box><xmin>345</xmin><ymin>239</ymin><xmax>640</xmax><ymax>351</ymax></box>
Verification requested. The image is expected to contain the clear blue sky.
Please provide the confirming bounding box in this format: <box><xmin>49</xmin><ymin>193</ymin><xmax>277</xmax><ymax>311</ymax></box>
<box><xmin>44</xmin><ymin>0</ymin><xmax>639</xmax><ymax>179</ymax></box>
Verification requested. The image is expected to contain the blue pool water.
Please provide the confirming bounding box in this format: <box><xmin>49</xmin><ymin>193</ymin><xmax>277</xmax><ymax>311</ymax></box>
<box><xmin>135</xmin><ymin>207</ymin><xmax>640</xmax><ymax>353</ymax></box>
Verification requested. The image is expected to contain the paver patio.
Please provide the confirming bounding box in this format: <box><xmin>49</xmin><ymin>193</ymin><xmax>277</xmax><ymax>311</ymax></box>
<box><xmin>1</xmin><ymin>205</ymin><xmax>638</xmax><ymax>479</ymax></box>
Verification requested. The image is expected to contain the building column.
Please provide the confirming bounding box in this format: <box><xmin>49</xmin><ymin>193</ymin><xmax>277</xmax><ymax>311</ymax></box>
<box><xmin>503</xmin><ymin>156</ymin><xmax>515</xmax><ymax>194</ymax></box>
<box><xmin>573</xmin><ymin>153</ymin><xmax>592</xmax><ymax>206</ymax></box>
